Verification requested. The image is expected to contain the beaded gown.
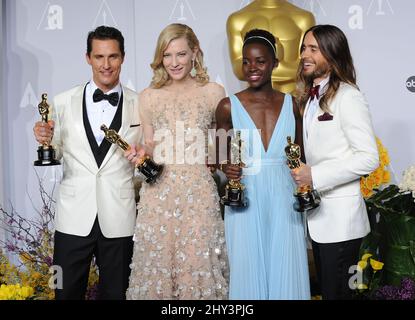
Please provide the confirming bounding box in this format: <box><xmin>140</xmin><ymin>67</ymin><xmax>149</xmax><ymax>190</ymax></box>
<box><xmin>126</xmin><ymin>82</ymin><xmax>229</xmax><ymax>300</ymax></box>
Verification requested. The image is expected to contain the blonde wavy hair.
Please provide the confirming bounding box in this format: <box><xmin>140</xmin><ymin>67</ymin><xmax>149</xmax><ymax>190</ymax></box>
<box><xmin>150</xmin><ymin>23</ymin><xmax>209</xmax><ymax>89</ymax></box>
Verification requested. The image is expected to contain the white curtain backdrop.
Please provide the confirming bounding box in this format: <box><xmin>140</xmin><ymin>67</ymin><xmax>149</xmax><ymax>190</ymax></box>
<box><xmin>1</xmin><ymin>0</ymin><xmax>414</xmax><ymax>225</ymax></box>
<box><xmin>0</xmin><ymin>0</ymin><xmax>4</xmax><ymax>242</ymax></box>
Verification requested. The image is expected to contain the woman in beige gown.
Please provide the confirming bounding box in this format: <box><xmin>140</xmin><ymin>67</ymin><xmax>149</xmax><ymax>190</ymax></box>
<box><xmin>125</xmin><ymin>23</ymin><xmax>228</xmax><ymax>300</ymax></box>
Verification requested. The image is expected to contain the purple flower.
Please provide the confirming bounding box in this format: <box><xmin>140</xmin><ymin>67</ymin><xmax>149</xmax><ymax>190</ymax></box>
<box><xmin>374</xmin><ymin>277</ymin><xmax>415</xmax><ymax>300</ymax></box>
<box><xmin>44</xmin><ymin>256</ymin><xmax>53</xmax><ymax>267</ymax></box>
<box><xmin>6</xmin><ymin>243</ymin><xmax>17</xmax><ymax>252</ymax></box>
<box><xmin>401</xmin><ymin>277</ymin><xmax>415</xmax><ymax>292</ymax></box>
<box><xmin>374</xmin><ymin>285</ymin><xmax>399</xmax><ymax>300</ymax></box>
<box><xmin>398</xmin><ymin>288</ymin><xmax>415</xmax><ymax>300</ymax></box>
<box><xmin>85</xmin><ymin>283</ymin><xmax>99</xmax><ymax>300</ymax></box>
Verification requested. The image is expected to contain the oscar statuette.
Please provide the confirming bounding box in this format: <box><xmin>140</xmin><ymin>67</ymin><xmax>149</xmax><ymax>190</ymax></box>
<box><xmin>100</xmin><ymin>124</ymin><xmax>164</xmax><ymax>184</ymax></box>
<box><xmin>285</xmin><ymin>136</ymin><xmax>320</xmax><ymax>212</ymax></box>
<box><xmin>34</xmin><ymin>93</ymin><xmax>61</xmax><ymax>166</ymax></box>
<box><xmin>220</xmin><ymin>130</ymin><xmax>248</xmax><ymax>208</ymax></box>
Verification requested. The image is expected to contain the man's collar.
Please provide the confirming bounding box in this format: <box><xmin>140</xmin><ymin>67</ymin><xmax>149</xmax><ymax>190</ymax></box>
<box><xmin>314</xmin><ymin>76</ymin><xmax>330</xmax><ymax>96</ymax></box>
<box><xmin>89</xmin><ymin>80</ymin><xmax>121</xmax><ymax>95</ymax></box>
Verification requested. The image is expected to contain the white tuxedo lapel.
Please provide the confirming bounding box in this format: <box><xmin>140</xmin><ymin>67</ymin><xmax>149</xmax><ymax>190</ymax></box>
<box><xmin>303</xmin><ymin>102</ymin><xmax>310</xmax><ymax>146</ymax></box>
<box><xmin>303</xmin><ymin>100</ymin><xmax>322</xmax><ymax>153</ymax></box>
<box><xmin>306</xmin><ymin>107</ymin><xmax>326</xmax><ymax>148</ymax></box>
<box><xmin>99</xmin><ymin>90</ymin><xmax>134</xmax><ymax>170</ymax></box>
<box><xmin>119</xmin><ymin>93</ymin><xmax>134</xmax><ymax>142</ymax></box>
<box><xmin>70</xmin><ymin>86</ymin><xmax>98</xmax><ymax>173</ymax></box>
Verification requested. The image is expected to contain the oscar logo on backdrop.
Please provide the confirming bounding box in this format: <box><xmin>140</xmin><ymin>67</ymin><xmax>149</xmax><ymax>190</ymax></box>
<box><xmin>169</xmin><ymin>0</ymin><xmax>196</xmax><ymax>21</ymax></box>
<box><xmin>38</xmin><ymin>4</ymin><xmax>63</xmax><ymax>30</ymax></box>
<box><xmin>227</xmin><ymin>0</ymin><xmax>315</xmax><ymax>93</ymax></box>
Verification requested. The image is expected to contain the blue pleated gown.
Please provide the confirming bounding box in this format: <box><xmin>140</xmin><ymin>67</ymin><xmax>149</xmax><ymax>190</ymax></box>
<box><xmin>225</xmin><ymin>94</ymin><xmax>310</xmax><ymax>300</ymax></box>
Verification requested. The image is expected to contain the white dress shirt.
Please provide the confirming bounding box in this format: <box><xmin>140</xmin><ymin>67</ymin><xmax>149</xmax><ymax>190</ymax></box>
<box><xmin>304</xmin><ymin>77</ymin><xmax>330</xmax><ymax>139</ymax></box>
<box><xmin>85</xmin><ymin>81</ymin><xmax>122</xmax><ymax>146</ymax></box>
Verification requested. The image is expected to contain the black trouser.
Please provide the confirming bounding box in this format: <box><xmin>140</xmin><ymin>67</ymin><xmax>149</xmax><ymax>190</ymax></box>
<box><xmin>312</xmin><ymin>238</ymin><xmax>362</xmax><ymax>300</ymax></box>
<box><xmin>53</xmin><ymin>218</ymin><xmax>133</xmax><ymax>300</ymax></box>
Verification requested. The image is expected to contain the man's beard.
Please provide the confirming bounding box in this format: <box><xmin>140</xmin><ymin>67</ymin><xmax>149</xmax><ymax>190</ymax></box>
<box><xmin>302</xmin><ymin>61</ymin><xmax>331</xmax><ymax>82</ymax></box>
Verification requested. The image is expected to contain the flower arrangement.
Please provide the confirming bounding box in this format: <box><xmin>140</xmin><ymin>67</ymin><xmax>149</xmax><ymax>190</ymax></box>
<box><xmin>358</xmin><ymin>136</ymin><xmax>415</xmax><ymax>299</ymax></box>
<box><xmin>0</xmin><ymin>174</ymin><xmax>55</xmax><ymax>299</ymax></box>
<box><xmin>354</xmin><ymin>253</ymin><xmax>384</xmax><ymax>299</ymax></box>
<box><xmin>362</xmin><ymin>164</ymin><xmax>415</xmax><ymax>292</ymax></box>
<box><xmin>0</xmin><ymin>171</ymin><xmax>99</xmax><ymax>300</ymax></box>
<box><xmin>360</xmin><ymin>137</ymin><xmax>391</xmax><ymax>199</ymax></box>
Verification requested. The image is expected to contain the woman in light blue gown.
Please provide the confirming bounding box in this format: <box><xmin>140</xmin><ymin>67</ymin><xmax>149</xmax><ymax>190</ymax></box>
<box><xmin>216</xmin><ymin>29</ymin><xmax>310</xmax><ymax>299</ymax></box>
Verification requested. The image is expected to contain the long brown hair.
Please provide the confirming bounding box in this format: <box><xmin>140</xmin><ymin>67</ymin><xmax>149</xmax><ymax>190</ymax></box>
<box><xmin>296</xmin><ymin>24</ymin><xmax>357</xmax><ymax>113</ymax></box>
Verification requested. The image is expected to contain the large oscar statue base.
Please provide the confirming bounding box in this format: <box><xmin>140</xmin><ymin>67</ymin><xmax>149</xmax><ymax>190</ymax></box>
<box><xmin>137</xmin><ymin>156</ymin><xmax>164</xmax><ymax>184</ymax></box>
<box><xmin>221</xmin><ymin>183</ymin><xmax>248</xmax><ymax>208</ymax></box>
<box><xmin>294</xmin><ymin>189</ymin><xmax>321</xmax><ymax>212</ymax></box>
<box><xmin>34</xmin><ymin>145</ymin><xmax>61</xmax><ymax>166</ymax></box>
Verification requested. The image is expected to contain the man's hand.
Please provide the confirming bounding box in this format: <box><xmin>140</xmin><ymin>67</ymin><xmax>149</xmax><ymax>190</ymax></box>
<box><xmin>290</xmin><ymin>162</ymin><xmax>313</xmax><ymax>187</ymax></box>
<box><xmin>124</xmin><ymin>144</ymin><xmax>146</xmax><ymax>165</ymax></box>
<box><xmin>33</xmin><ymin>120</ymin><xmax>54</xmax><ymax>145</ymax></box>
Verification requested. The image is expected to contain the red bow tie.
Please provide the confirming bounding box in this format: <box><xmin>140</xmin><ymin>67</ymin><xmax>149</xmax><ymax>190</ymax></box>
<box><xmin>309</xmin><ymin>85</ymin><xmax>320</xmax><ymax>101</ymax></box>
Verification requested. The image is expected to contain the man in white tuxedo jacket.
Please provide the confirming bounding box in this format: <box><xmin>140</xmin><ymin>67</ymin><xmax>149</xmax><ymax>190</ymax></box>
<box><xmin>33</xmin><ymin>26</ymin><xmax>141</xmax><ymax>300</ymax></box>
<box><xmin>291</xmin><ymin>25</ymin><xmax>379</xmax><ymax>299</ymax></box>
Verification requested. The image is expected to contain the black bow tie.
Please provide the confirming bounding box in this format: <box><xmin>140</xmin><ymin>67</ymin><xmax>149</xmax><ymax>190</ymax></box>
<box><xmin>309</xmin><ymin>85</ymin><xmax>320</xmax><ymax>101</ymax></box>
<box><xmin>93</xmin><ymin>88</ymin><xmax>119</xmax><ymax>106</ymax></box>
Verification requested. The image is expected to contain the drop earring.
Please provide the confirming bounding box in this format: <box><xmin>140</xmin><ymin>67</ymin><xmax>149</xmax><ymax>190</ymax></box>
<box><xmin>190</xmin><ymin>59</ymin><xmax>197</xmax><ymax>78</ymax></box>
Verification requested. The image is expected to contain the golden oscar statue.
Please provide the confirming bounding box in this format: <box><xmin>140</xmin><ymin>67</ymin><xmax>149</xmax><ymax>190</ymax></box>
<box><xmin>100</xmin><ymin>125</ymin><xmax>164</xmax><ymax>184</ymax></box>
<box><xmin>227</xmin><ymin>0</ymin><xmax>315</xmax><ymax>93</ymax></box>
<box><xmin>34</xmin><ymin>93</ymin><xmax>61</xmax><ymax>166</ymax></box>
<box><xmin>285</xmin><ymin>136</ymin><xmax>320</xmax><ymax>212</ymax></box>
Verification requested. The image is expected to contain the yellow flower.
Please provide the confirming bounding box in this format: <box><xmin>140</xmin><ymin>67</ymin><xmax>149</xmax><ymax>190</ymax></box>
<box><xmin>366</xmin><ymin>176</ymin><xmax>375</xmax><ymax>190</ymax></box>
<box><xmin>373</xmin><ymin>169</ymin><xmax>383</xmax><ymax>186</ymax></box>
<box><xmin>357</xmin><ymin>260</ymin><xmax>368</xmax><ymax>271</ymax></box>
<box><xmin>31</xmin><ymin>272</ymin><xmax>42</xmax><ymax>280</ymax></box>
<box><xmin>383</xmin><ymin>171</ymin><xmax>391</xmax><ymax>184</ymax></box>
<box><xmin>20</xmin><ymin>286</ymin><xmax>34</xmax><ymax>298</ymax></box>
<box><xmin>370</xmin><ymin>258</ymin><xmax>384</xmax><ymax>271</ymax></box>
<box><xmin>357</xmin><ymin>283</ymin><xmax>368</xmax><ymax>290</ymax></box>
<box><xmin>377</xmin><ymin>138</ymin><xmax>390</xmax><ymax>166</ymax></box>
<box><xmin>0</xmin><ymin>284</ymin><xmax>34</xmax><ymax>300</ymax></box>
<box><xmin>361</xmin><ymin>186</ymin><xmax>373</xmax><ymax>199</ymax></box>
<box><xmin>360</xmin><ymin>137</ymin><xmax>391</xmax><ymax>198</ymax></box>
<box><xmin>361</xmin><ymin>253</ymin><xmax>373</xmax><ymax>261</ymax></box>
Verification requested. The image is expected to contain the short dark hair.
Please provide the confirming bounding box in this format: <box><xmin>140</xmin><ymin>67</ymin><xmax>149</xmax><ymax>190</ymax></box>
<box><xmin>86</xmin><ymin>26</ymin><xmax>125</xmax><ymax>57</ymax></box>
<box><xmin>243</xmin><ymin>29</ymin><xmax>277</xmax><ymax>59</ymax></box>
